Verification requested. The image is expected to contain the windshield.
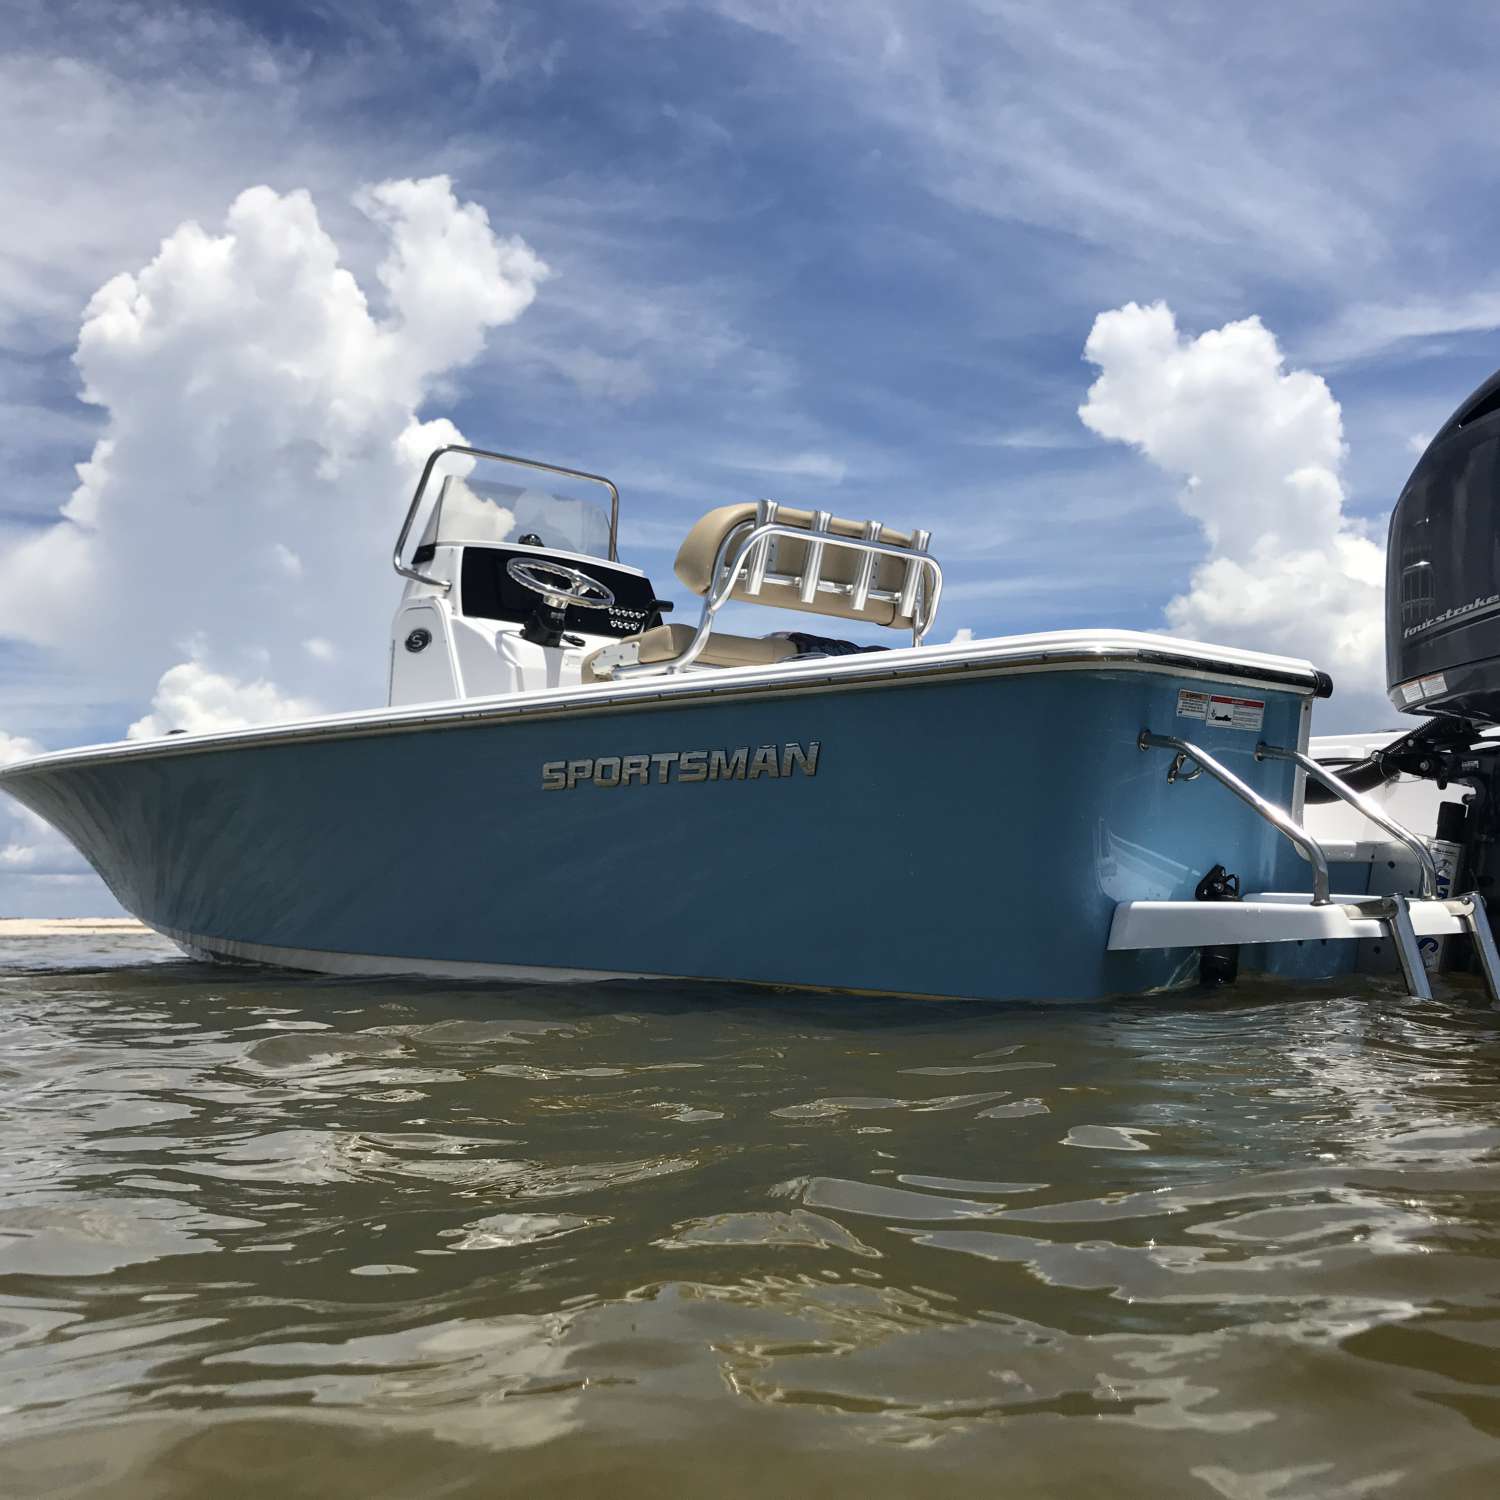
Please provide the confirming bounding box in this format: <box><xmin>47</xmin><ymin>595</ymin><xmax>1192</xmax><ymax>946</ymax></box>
<box><xmin>423</xmin><ymin>474</ymin><xmax>613</xmax><ymax>561</ymax></box>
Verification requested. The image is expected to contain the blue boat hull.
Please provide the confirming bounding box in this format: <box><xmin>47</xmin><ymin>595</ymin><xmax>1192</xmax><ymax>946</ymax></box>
<box><xmin>0</xmin><ymin>655</ymin><xmax>1316</xmax><ymax>1001</ymax></box>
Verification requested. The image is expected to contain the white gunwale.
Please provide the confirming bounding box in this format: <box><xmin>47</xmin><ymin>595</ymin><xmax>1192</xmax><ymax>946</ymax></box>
<box><xmin>0</xmin><ymin>628</ymin><xmax>1325</xmax><ymax>781</ymax></box>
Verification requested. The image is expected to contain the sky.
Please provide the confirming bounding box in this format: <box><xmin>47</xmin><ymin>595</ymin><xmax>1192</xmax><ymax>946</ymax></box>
<box><xmin>4</xmin><ymin>0</ymin><xmax>1500</xmax><ymax>913</ymax></box>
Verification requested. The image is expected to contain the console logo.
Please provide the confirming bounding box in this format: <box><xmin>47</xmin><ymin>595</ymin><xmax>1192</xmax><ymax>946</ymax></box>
<box><xmin>542</xmin><ymin>741</ymin><xmax>820</xmax><ymax>790</ymax></box>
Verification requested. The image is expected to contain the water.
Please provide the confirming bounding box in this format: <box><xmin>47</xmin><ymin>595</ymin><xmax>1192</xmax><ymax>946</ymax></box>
<box><xmin>3</xmin><ymin>938</ymin><xmax>1500</xmax><ymax>1497</ymax></box>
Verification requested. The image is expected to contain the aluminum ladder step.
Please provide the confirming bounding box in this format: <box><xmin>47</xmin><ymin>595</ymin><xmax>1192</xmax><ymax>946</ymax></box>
<box><xmin>1107</xmin><ymin>892</ymin><xmax>1500</xmax><ymax>1004</ymax></box>
<box><xmin>1134</xmin><ymin>727</ymin><xmax>1499</xmax><ymax>1003</ymax></box>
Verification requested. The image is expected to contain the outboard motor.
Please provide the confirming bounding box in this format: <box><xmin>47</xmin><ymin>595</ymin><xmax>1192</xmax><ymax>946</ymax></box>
<box><xmin>1388</xmin><ymin>368</ymin><xmax>1500</xmax><ymax>721</ymax></box>
<box><xmin>1377</xmin><ymin>368</ymin><xmax>1500</xmax><ymax>924</ymax></box>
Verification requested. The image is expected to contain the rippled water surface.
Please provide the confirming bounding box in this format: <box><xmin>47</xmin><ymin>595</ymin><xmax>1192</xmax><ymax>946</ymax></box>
<box><xmin>4</xmin><ymin>936</ymin><xmax>1500</xmax><ymax>1497</ymax></box>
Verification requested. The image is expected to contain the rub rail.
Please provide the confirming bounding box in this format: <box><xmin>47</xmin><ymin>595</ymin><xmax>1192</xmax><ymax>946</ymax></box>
<box><xmin>1139</xmin><ymin>730</ymin><xmax>1332</xmax><ymax>906</ymax></box>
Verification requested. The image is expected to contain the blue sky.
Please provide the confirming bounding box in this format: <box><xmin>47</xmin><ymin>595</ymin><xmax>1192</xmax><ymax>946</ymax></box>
<box><xmin>4</xmin><ymin>0</ymin><xmax>1500</xmax><ymax>911</ymax></box>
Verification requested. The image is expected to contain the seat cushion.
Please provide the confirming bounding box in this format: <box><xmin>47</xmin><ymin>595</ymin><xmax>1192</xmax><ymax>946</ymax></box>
<box><xmin>774</xmin><ymin>631</ymin><xmax>888</xmax><ymax>658</ymax></box>
<box><xmin>672</xmin><ymin>504</ymin><xmax>921</xmax><ymax>629</ymax></box>
<box><xmin>582</xmin><ymin>624</ymin><xmax>798</xmax><ymax>682</ymax></box>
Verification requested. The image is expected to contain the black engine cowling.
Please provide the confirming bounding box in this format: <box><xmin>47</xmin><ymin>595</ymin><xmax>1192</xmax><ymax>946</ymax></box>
<box><xmin>1387</xmin><ymin>369</ymin><xmax>1500</xmax><ymax>722</ymax></box>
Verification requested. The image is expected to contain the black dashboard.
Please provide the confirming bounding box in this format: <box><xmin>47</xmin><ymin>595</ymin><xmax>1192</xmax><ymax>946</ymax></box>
<box><xmin>455</xmin><ymin>545</ymin><xmax>668</xmax><ymax>640</ymax></box>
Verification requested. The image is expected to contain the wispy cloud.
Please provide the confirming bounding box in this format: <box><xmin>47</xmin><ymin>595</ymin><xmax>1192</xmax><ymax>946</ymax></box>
<box><xmin>939</xmin><ymin>573</ymin><xmax>1090</xmax><ymax>603</ymax></box>
<box><xmin>970</xmin><ymin>427</ymin><xmax>1093</xmax><ymax>452</ymax></box>
<box><xmin>1307</xmin><ymin>289</ymin><xmax>1500</xmax><ymax>365</ymax></box>
<box><xmin>714</xmin><ymin>450</ymin><xmax>848</xmax><ymax>483</ymax></box>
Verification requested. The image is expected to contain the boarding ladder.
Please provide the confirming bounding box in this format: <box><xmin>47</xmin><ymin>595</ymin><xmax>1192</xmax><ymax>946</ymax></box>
<box><xmin>1107</xmin><ymin>730</ymin><xmax>1500</xmax><ymax>1003</ymax></box>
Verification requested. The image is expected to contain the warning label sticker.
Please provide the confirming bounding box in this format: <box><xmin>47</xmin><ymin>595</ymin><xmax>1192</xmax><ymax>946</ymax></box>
<box><xmin>1208</xmin><ymin>695</ymin><xmax>1265</xmax><ymax>731</ymax></box>
<box><xmin>1397</xmin><ymin>673</ymin><xmax>1449</xmax><ymax>704</ymax></box>
<box><xmin>1176</xmin><ymin>689</ymin><xmax>1265</xmax><ymax>731</ymax></box>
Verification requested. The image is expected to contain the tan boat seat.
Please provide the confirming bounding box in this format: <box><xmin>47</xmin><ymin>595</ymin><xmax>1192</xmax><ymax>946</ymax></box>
<box><xmin>582</xmin><ymin>623</ymin><xmax>797</xmax><ymax>683</ymax></box>
<box><xmin>674</xmin><ymin>503</ymin><xmax>924</xmax><ymax>629</ymax></box>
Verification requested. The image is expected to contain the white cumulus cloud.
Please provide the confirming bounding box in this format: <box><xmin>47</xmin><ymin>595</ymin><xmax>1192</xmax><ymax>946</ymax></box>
<box><xmin>126</xmin><ymin>661</ymin><xmax>320</xmax><ymax>740</ymax></box>
<box><xmin>0</xmin><ymin>174</ymin><xmax>547</xmax><ymax>732</ymax></box>
<box><xmin>434</xmin><ymin>477</ymin><xmax>518</xmax><ymax>545</ymax></box>
<box><xmin>0</xmin><ymin>730</ymin><xmax>87</xmax><ymax>877</ymax></box>
<box><xmin>0</xmin><ymin>731</ymin><xmax>42</xmax><ymax>772</ymax></box>
<box><xmin>1079</xmin><ymin>302</ymin><xmax>1386</xmax><ymax>718</ymax></box>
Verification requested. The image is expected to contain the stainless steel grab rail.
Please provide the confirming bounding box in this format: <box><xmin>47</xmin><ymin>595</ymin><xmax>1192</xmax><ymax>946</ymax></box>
<box><xmin>1256</xmin><ymin>741</ymin><xmax>1439</xmax><ymax>899</ymax></box>
<box><xmin>1139</xmin><ymin>730</ymin><xmax>1332</xmax><ymax>905</ymax></box>
<box><xmin>393</xmin><ymin>444</ymin><xmax>622</xmax><ymax>590</ymax></box>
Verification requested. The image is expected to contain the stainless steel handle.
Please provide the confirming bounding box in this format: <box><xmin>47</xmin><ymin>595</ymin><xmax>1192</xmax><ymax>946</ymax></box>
<box><xmin>1140</xmin><ymin>730</ymin><xmax>1332</xmax><ymax>906</ymax></box>
<box><xmin>1256</xmin><ymin>741</ymin><xmax>1439</xmax><ymax>899</ymax></box>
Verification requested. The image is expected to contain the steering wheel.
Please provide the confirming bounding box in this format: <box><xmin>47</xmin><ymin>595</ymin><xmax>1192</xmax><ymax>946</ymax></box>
<box><xmin>506</xmin><ymin>557</ymin><xmax>615</xmax><ymax>611</ymax></box>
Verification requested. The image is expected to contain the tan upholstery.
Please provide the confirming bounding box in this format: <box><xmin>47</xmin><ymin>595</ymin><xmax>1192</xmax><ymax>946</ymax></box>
<box><xmin>673</xmin><ymin>504</ymin><xmax>922</xmax><ymax>628</ymax></box>
<box><xmin>582</xmin><ymin>623</ymin><xmax>797</xmax><ymax>683</ymax></box>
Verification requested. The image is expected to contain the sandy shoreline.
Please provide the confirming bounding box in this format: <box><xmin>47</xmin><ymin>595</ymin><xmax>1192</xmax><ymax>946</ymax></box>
<box><xmin>0</xmin><ymin>917</ymin><xmax>151</xmax><ymax>938</ymax></box>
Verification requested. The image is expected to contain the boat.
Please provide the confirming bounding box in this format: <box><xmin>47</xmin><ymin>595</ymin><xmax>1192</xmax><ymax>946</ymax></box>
<box><xmin>7</xmin><ymin>374</ymin><xmax>1500</xmax><ymax>1004</ymax></box>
